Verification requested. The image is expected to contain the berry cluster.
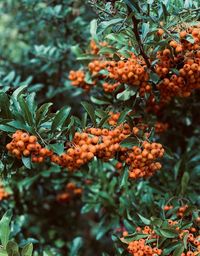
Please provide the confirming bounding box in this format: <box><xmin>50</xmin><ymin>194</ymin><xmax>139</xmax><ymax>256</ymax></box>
<box><xmin>124</xmin><ymin>217</ymin><xmax>200</xmax><ymax>256</ymax></box>
<box><xmin>155</xmin><ymin>26</ymin><xmax>200</xmax><ymax>103</ymax></box>
<box><xmin>102</xmin><ymin>82</ymin><xmax>120</xmax><ymax>92</ymax></box>
<box><xmin>6</xmin><ymin>130</ymin><xmax>52</xmax><ymax>162</ymax></box>
<box><xmin>127</xmin><ymin>226</ymin><xmax>161</xmax><ymax>256</ymax></box>
<box><xmin>89</xmin><ymin>40</ymin><xmax>108</xmax><ymax>55</ymax></box>
<box><xmin>128</xmin><ymin>239</ymin><xmax>162</xmax><ymax>256</ymax></box>
<box><xmin>0</xmin><ymin>183</ymin><xmax>9</xmax><ymax>201</ymax></box>
<box><xmin>6</xmin><ymin>125</ymin><xmax>164</xmax><ymax>179</ymax></box>
<box><xmin>164</xmin><ymin>204</ymin><xmax>189</xmax><ymax>218</ymax></box>
<box><xmin>108</xmin><ymin>112</ymin><xmax>120</xmax><ymax>126</ymax></box>
<box><xmin>68</xmin><ymin>70</ymin><xmax>94</xmax><ymax>91</ymax></box>
<box><xmin>69</xmin><ymin>26</ymin><xmax>200</xmax><ymax>112</ymax></box>
<box><xmin>69</xmin><ymin>52</ymin><xmax>151</xmax><ymax>96</ymax></box>
<box><xmin>127</xmin><ymin>141</ymin><xmax>164</xmax><ymax>179</ymax></box>
<box><xmin>168</xmin><ymin>219</ymin><xmax>200</xmax><ymax>255</ymax></box>
<box><xmin>155</xmin><ymin>121</ymin><xmax>169</xmax><ymax>133</ymax></box>
<box><xmin>56</xmin><ymin>182</ymin><xmax>83</xmax><ymax>203</ymax></box>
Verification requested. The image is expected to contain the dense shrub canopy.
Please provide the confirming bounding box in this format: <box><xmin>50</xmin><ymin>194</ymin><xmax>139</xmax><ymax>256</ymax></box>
<box><xmin>0</xmin><ymin>1</ymin><xmax>200</xmax><ymax>256</ymax></box>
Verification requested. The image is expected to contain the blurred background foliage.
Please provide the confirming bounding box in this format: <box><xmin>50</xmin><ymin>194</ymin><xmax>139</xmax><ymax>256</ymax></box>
<box><xmin>0</xmin><ymin>0</ymin><xmax>95</xmax><ymax>111</ymax></box>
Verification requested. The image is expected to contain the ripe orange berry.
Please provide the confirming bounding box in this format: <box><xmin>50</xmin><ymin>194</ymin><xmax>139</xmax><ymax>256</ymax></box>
<box><xmin>29</xmin><ymin>135</ymin><xmax>37</xmax><ymax>143</ymax></box>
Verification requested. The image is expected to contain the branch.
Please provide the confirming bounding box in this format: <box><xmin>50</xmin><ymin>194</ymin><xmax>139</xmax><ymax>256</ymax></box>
<box><xmin>127</xmin><ymin>6</ymin><xmax>154</xmax><ymax>71</ymax></box>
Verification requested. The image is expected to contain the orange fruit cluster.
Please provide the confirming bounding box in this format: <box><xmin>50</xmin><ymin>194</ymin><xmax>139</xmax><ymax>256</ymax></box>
<box><xmin>108</xmin><ymin>112</ymin><xmax>120</xmax><ymax>126</ymax></box>
<box><xmin>167</xmin><ymin>219</ymin><xmax>200</xmax><ymax>255</ymax></box>
<box><xmin>69</xmin><ymin>52</ymin><xmax>151</xmax><ymax>96</ymax></box>
<box><xmin>69</xmin><ymin>26</ymin><xmax>200</xmax><ymax>111</ymax></box>
<box><xmin>103</xmin><ymin>82</ymin><xmax>120</xmax><ymax>92</ymax></box>
<box><xmin>127</xmin><ymin>226</ymin><xmax>161</xmax><ymax>256</ymax></box>
<box><xmin>6</xmin><ymin>130</ymin><xmax>52</xmax><ymax>162</ymax></box>
<box><xmin>128</xmin><ymin>239</ymin><xmax>162</xmax><ymax>256</ymax></box>
<box><xmin>89</xmin><ymin>40</ymin><xmax>108</xmax><ymax>55</ymax></box>
<box><xmin>125</xmin><ymin>218</ymin><xmax>200</xmax><ymax>256</ymax></box>
<box><xmin>6</xmin><ymin>126</ymin><xmax>164</xmax><ymax>179</ymax></box>
<box><xmin>56</xmin><ymin>182</ymin><xmax>83</xmax><ymax>203</ymax></box>
<box><xmin>127</xmin><ymin>141</ymin><xmax>164</xmax><ymax>179</ymax></box>
<box><xmin>88</xmin><ymin>54</ymin><xmax>151</xmax><ymax>94</ymax></box>
<box><xmin>0</xmin><ymin>183</ymin><xmax>9</xmax><ymax>201</ymax></box>
<box><xmin>164</xmin><ymin>204</ymin><xmax>189</xmax><ymax>218</ymax></box>
<box><xmin>155</xmin><ymin>121</ymin><xmax>169</xmax><ymax>133</ymax></box>
<box><xmin>155</xmin><ymin>26</ymin><xmax>200</xmax><ymax>103</ymax></box>
<box><xmin>68</xmin><ymin>70</ymin><xmax>94</xmax><ymax>91</ymax></box>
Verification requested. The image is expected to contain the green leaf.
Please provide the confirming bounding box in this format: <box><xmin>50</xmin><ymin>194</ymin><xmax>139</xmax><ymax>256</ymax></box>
<box><xmin>81</xmin><ymin>102</ymin><xmax>96</xmax><ymax>126</ymax></box>
<box><xmin>81</xmin><ymin>204</ymin><xmax>94</xmax><ymax>214</ymax></box>
<box><xmin>98</xmin><ymin>18</ymin><xmax>124</xmax><ymax>33</ymax></box>
<box><xmin>18</xmin><ymin>95</ymin><xmax>34</xmax><ymax>126</ymax></box>
<box><xmin>123</xmin><ymin>0</ymin><xmax>140</xmax><ymax>12</ymax></box>
<box><xmin>159</xmin><ymin>228</ymin><xmax>178</xmax><ymax>238</ymax></box>
<box><xmin>21</xmin><ymin>243</ymin><xmax>33</xmax><ymax>256</ymax></box>
<box><xmin>69</xmin><ymin>237</ymin><xmax>83</xmax><ymax>256</ymax></box>
<box><xmin>150</xmin><ymin>72</ymin><xmax>160</xmax><ymax>83</ymax></box>
<box><xmin>0</xmin><ymin>93</ymin><xmax>12</xmax><ymax>119</ymax></box>
<box><xmin>181</xmin><ymin>172</ymin><xmax>190</xmax><ymax>194</ymax></box>
<box><xmin>116</xmin><ymin>87</ymin><xmax>137</xmax><ymax>101</ymax></box>
<box><xmin>172</xmin><ymin>243</ymin><xmax>184</xmax><ymax>256</ymax></box>
<box><xmin>90</xmin><ymin>96</ymin><xmax>110</xmax><ymax>105</ymax></box>
<box><xmin>185</xmin><ymin>35</ymin><xmax>195</xmax><ymax>44</ymax></box>
<box><xmin>174</xmin><ymin>159</ymin><xmax>181</xmax><ymax>180</ymax></box>
<box><xmin>3</xmin><ymin>71</ymin><xmax>15</xmax><ymax>83</ymax></box>
<box><xmin>0</xmin><ymin>248</ymin><xmax>7</xmax><ymax>256</ymax></box>
<box><xmin>22</xmin><ymin>156</ymin><xmax>32</xmax><ymax>169</ymax></box>
<box><xmin>0</xmin><ymin>125</ymin><xmax>16</xmax><ymax>133</ymax></box>
<box><xmin>12</xmin><ymin>85</ymin><xmax>27</xmax><ymax>100</ymax></box>
<box><xmin>6</xmin><ymin>241</ymin><xmax>20</xmax><ymax>256</ymax></box>
<box><xmin>137</xmin><ymin>214</ymin><xmax>151</xmax><ymax>225</ymax></box>
<box><xmin>90</xmin><ymin>19</ymin><xmax>97</xmax><ymax>37</ymax></box>
<box><xmin>117</xmin><ymin>110</ymin><xmax>131</xmax><ymax>124</ymax></box>
<box><xmin>48</xmin><ymin>143</ymin><xmax>64</xmax><ymax>155</ymax></box>
<box><xmin>36</xmin><ymin>103</ymin><xmax>53</xmax><ymax>126</ymax></box>
<box><xmin>120</xmin><ymin>137</ymin><xmax>138</xmax><ymax>148</ymax></box>
<box><xmin>0</xmin><ymin>210</ymin><xmax>12</xmax><ymax>248</ymax></box>
<box><xmin>120</xmin><ymin>168</ymin><xmax>129</xmax><ymax>188</ymax></box>
<box><xmin>51</xmin><ymin>107</ymin><xmax>71</xmax><ymax>132</ymax></box>
<box><xmin>99</xmin><ymin>47</ymin><xmax>116</xmax><ymax>55</ymax></box>
<box><xmin>141</xmin><ymin>22</ymin><xmax>150</xmax><ymax>40</ymax></box>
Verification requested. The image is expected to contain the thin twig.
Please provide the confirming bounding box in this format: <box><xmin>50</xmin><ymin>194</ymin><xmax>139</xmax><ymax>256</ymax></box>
<box><xmin>127</xmin><ymin>6</ymin><xmax>154</xmax><ymax>71</ymax></box>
